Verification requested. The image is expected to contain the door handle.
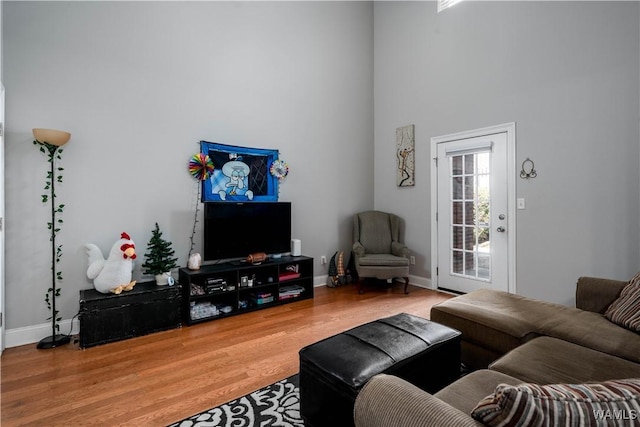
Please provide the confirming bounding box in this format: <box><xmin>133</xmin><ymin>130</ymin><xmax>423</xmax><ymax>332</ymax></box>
<box><xmin>497</xmin><ymin>226</ymin><xmax>506</xmax><ymax>232</ymax></box>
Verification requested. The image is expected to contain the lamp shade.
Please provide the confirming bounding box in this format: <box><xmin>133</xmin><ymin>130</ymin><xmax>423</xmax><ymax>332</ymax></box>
<box><xmin>33</xmin><ymin>128</ymin><xmax>71</xmax><ymax>146</ymax></box>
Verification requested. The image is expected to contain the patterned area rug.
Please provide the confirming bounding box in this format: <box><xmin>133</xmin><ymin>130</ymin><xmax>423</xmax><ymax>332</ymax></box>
<box><xmin>168</xmin><ymin>375</ymin><xmax>303</xmax><ymax>427</ymax></box>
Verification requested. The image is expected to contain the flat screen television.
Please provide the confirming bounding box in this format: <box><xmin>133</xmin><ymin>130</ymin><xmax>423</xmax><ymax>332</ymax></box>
<box><xmin>203</xmin><ymin>202</ymin><xmax>292</xmax><ymax>262</ymax></box>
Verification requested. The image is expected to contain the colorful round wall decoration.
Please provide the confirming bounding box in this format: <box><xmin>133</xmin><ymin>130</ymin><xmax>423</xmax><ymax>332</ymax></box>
<box><xmin>189</xmin><ymin>153</ymin><xmax>214</xmax><ymax>181</ymax></box>
<box><xmin>270</xmin><ymin>159</ymin><xmax>289</xmax><ymax>180</ymax></box>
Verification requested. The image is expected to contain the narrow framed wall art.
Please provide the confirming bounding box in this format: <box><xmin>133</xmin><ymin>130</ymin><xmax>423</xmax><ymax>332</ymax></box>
<box><xmin>396</xmin><ymin>124</ymin><xmax>415</xmax><ymax>187</ymax></box>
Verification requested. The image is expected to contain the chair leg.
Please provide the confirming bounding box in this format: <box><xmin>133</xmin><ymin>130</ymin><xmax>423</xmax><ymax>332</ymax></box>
<box><xmin>357</xmin><ymin>278</ymin><xmax>364</xmax><ymax>294</ymax></box>
<box><xmin>403</xmin><ymin>277</ymin><xmax>409</xmax><ymax>294</ymax></box>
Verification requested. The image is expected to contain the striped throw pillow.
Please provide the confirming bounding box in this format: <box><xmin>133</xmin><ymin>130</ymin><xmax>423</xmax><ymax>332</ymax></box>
<box><xmin>604</xmin><ymin>272</ymin><xmax>640</xmax><ymax>332</ymax></box>
<box><xmin>471</xmin><ymin>379</ymin><xmax>640</xmax><ymax>427</ymax></box>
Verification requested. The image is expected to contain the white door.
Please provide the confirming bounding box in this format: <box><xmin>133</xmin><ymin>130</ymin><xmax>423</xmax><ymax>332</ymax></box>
<box><xmin>431</xmin><ymin>124</ymin><xmax>516</xmax><ymax>294</ymax></box>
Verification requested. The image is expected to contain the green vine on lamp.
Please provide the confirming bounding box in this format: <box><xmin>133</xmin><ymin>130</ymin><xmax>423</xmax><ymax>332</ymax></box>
<box><xmin>32</xmin><ymin>128</ymin><xmax>71</xmax><ymax>349</ymax></box>
<box><xmin>36</xmin><ymin>141</ymin><xmax>63</xmax><ymax>325</ymax></box>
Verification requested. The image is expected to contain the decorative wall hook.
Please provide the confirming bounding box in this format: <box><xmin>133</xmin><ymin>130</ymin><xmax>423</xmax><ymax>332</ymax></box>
<box><xmin>520</xmin><ymin>158</ymin><xmax>537</xmax><ymax>179</ymax></box>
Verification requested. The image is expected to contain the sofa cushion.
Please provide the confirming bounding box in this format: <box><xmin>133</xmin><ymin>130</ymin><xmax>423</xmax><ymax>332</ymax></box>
<box><xmin>489</xmin><ymin>336</ymin><xmax>640</xmax><ymax>385</ymax></box>
<box><xmin>434</xmin><ymin>369</ymin><xmax>521</xmax><ymax>415</ymax></box>
<box><xmin>537</xmin><ymin>306</ymin><xmax>640</xmax><ymax>363</ymax></box>
<box><xmin>430</xmin><ymin>290</ymin><xmax>544</xmax><ymax>364</ymax></box>
<box><xmin>604</xmin><ymin>272</ymin><xmax>640</xmax><ymax>332</ymax></box>
<box><xmin>358</xmin><ymin>254</ymin><xmax>409</xmax><ymax>267</ymax></box>
<box><xmin>471</xmin><ymin>379</ymin><xmax>640</xmax><ymax>427</ymax></box>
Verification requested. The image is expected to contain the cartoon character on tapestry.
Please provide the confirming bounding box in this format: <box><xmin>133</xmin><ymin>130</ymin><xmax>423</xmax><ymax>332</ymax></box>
<box><xmin>215</xmin><ymin>153</ymin><xmax>254</xmax><ymax>201</ymax></box>
<box><xmin>201</xmin><ymin>141</ymin><xmax>279</xmax><ymax>202</ymax></box>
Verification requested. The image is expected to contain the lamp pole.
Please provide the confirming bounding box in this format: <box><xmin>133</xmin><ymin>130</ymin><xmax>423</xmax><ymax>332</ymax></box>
<box><xmin>37</xmin><ymin>144</ymin><xmax>69</xmax><ymax>349</ymax></box>
<box><xmin>33</xmin><ymin>129</ymin><xmax>71</xmax><ymax>349</ymax></box>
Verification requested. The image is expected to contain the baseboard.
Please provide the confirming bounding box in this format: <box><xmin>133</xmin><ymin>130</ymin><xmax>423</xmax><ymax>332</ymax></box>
<box><xmin>313</xmin><ymin>275</ymin><xmax>327</xmax><ymax>287</ymax></box>
<box><xmin>6</xmin><ymin>319</ymin><xmax>80</xmax><ymax>349</ymax></box>
<box><xmin>409</xmin><ymin>274</ymin><xmax>433</xmax><ymax>290</ymax></box>
<box><xmin>313</xmin><ymin>274</ymin><xmax>432</xmax><ymax>289</ymax></box>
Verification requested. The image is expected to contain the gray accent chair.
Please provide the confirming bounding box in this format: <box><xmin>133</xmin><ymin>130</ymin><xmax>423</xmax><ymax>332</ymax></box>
<box><xmin>352</xmin><ymin>211</ymin><xmax>411</xmax><ymax>294</ymax></box>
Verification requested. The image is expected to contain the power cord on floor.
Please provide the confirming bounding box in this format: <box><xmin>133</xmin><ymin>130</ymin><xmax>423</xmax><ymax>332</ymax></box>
<box><xmin>67</xmin><ymin>311</ymin><xmax>80</xmax><ymax>344</ymax></box>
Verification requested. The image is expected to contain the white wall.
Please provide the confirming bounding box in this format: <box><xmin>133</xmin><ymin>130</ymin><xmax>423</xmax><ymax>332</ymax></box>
<box><xmin>374</xmin><ymin>1</ymin><xmax>640</xmax><ymax>305</ymax></box>
<box><xmin>4</xmin><ymin>0</ymin><xmax>639</xmax><ymax>338</ymax></box>
<box><xmin>4</xmin><ymin>1</ymin><xmax>374</xmax><ymax>332</ymax></box>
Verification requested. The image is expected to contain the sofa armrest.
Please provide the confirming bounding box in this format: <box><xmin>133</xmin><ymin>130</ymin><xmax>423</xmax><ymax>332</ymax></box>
<box><xmin>576</xmin><ymin>276</ymin><xmax>626</xmax><ymax>314</ymax></box>
<box><xmin>354</xmin><ymin>374</ymin><xmax>484</xmax><ymax>427</ymax></box>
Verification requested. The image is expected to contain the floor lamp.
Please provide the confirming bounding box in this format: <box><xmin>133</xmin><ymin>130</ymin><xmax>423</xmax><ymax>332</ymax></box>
<box><xmin>33</xmin><ymin>128</ymin><xmax>72</xmax><ymax>349</ymax></box>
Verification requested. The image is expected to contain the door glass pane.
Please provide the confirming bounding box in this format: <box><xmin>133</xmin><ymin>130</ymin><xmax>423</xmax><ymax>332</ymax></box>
<box><xmin>452</xmin><ymin>250</ymin><xmax>463</xmax><ymax>274</ymax></box>
<box><xmin>464</xmin><ymin>176</ymin><xmax>474</xmax><ymax>199</ymax></box>
<box><xmin>452</xmin><ymin>201</ymin><xmax>463</xmax><ymax>225</ymax></box>
<box><xmin>464</xmin><ymin>154</ymin><xmax>474</xmax><ymax>174</ymax></box>
<box><xmin>464</xmin><ymin>252</ymin><xmax>476</xmax><ymax>276</ymax></box>
<box><xmin>464</xmin><ymin>226</ymin><xmax>475</xmax><ymax>250</ymax></box>
<box><xmin>452</xmin><ymin>156</ymin><xmax>463</xmax><ymax>175</ymax></box>
<box><xmin>464</xmin><ymin>202</ymin><xmax>475</xmax><ymax>225</ymax></box>
<box><xmin>477</xmin><ymin>254</ymin><xmax>490</xmax><ymax>280</ymax></box>
<box><xmin>477</xmin><ymin>227</ymin><xmax>490</xmax><ymax>245</ymax></box>
<box><xmin>453</xmin><ymin>177</ymin><xmax>463</xmax><ymax>200</ymax></box>
<box><xmin>449</xmin><ymin>152</ymin><xmax>491</xmax><ymax>282</ymax></box>
<box><xmin>453</xmin><ymin>226</ymin><xmax>463</xmax><ymax>249</ymax></box>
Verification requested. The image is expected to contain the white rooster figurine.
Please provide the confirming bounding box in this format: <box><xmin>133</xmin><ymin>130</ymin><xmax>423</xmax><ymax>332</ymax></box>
<box><xmin>86</xmin><ymin>232</ymin><xmax>138</xmax><ymax>294</ymax></box>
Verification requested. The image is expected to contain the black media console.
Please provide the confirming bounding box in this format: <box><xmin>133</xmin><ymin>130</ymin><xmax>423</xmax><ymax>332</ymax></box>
<box><xmin>179</xmin><ymin>255</ymin><xmax>314</xmax><ymax>325</ymax></box>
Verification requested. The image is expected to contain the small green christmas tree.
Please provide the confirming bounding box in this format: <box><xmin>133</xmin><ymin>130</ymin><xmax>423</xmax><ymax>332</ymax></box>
<box><xmin>142</xmin><ymin>223</ymin><xmax>179</xmax><ymax>275</ymax></box>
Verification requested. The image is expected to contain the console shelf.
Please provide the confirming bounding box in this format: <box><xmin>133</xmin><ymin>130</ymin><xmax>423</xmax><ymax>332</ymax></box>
<box><xmin>179</xmin><ymin>256</ymin><xmax>313</xmax><ymax>325</ymax></box>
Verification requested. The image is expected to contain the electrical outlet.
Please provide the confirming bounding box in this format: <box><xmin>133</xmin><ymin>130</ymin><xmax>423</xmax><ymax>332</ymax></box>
<box><xmin>410</xmin><ymin>256</ymin><xmax>416</xmax><ymax>265</ymax></box>
<box><xmin>320</xmin><ymin>256</ymin><xmax>327</xmax><ymax>264</ymax></box>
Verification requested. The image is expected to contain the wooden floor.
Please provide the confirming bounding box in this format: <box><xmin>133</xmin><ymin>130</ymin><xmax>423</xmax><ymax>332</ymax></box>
<box><xmin>1</xmin><ymin>283</ymin><xmax>451</xmax><ymax>427</ymax></box>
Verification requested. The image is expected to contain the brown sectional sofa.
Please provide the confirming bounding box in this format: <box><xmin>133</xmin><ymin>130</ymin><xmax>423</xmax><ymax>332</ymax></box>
<box><xmin>353</xmin><ymin>277</ymin><xmax>640</xmax><ymax>427</ymax></box>
<box><xmin>430</xmin><ymin>277</ymin><xmax>640</xmax><ymax>369</ymax></box>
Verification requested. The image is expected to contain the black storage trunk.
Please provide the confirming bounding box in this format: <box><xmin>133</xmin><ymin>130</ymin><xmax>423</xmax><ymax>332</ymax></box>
<box><xmin>79</xmin><ymin>281</ymin><xmax>181</xmax><ymax>348</ymax></box>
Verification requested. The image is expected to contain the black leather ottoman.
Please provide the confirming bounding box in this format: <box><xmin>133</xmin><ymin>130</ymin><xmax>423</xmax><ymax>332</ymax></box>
<box><xmin>298</xmin><ymin>313</ymin><xmax>461</xmax><ymax>427</ymax></box>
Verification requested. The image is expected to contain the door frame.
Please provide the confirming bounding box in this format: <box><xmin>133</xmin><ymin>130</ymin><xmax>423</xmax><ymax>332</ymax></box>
<box><xmin>430</xmin><ymin>122</ymin><xmax>517</xmax><ymax>294</ymax></box>
<box><xmin>1</xmin><ymin>83</ymin><xmax>5</xmax><ymax>352</ymax></box>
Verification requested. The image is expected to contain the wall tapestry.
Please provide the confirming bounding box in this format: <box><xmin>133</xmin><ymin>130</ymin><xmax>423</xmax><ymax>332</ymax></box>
<box><xmin>201</xmin><ymin>141</ymin><xmax>279</xmax><ymax>202</ymax></box>
<box><xmin>396</xmin><ymin>124</ymin><xmax>415</xmax><ymax>187</ymax></box>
